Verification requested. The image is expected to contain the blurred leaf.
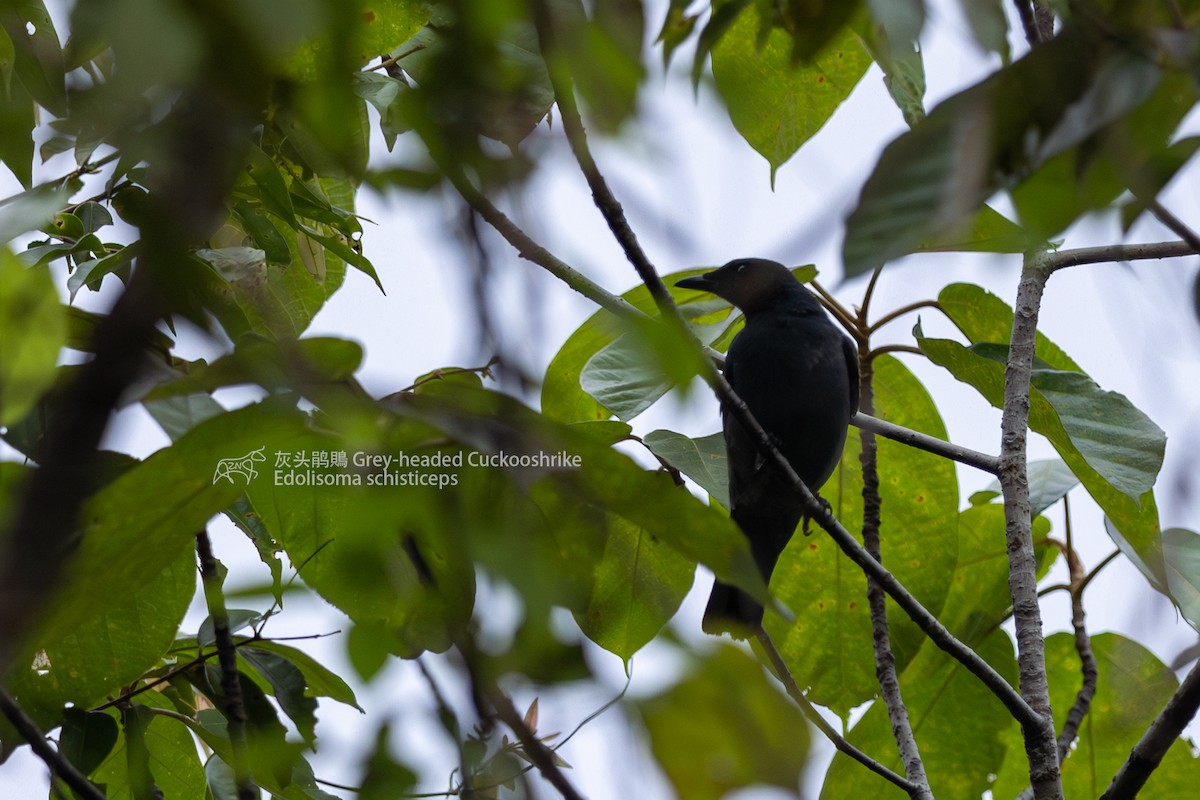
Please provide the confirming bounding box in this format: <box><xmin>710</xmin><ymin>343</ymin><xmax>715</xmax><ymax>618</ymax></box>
<box><xmin>1121</xmin><ymin>136</ymin><xmax>1200</xmax><ymax>232</ymax></box>
<box><xmin>1107</xmin><ymin>521</ymin><xmax>1200</xmax><ymax>633</ymax></box>
<box><xmin>712</xmin><ymin>8</ymin><xmax>870</xmax><ymax>181</ymax></box>
<box><xmin>0</xmin><ymin>249</ymin><xmax>67</xmax><ymax>426</ymax></box>
<box><xmin>358</xmin><ymin>726</ymin><xmax>418</xmax><ymax>800</ymax></box>
<box><xmin>771</xmin><ymin>355</ymin><xmax>959</xmax><ymax>716</ymax></box>
<box><xmin>656</xmin><ymin>0</ymin><xmax>699</xmax><ymax>67</ymax></box>
<box><xmin>1012</xmin><ymin>72</ymin><xmax>1199</xmax><ymax>240</ymax></box>
<box><xmin>843</xmin><ymin>26</ymin><xmax>1159</xmax><ymax>276</ymax></box>
<box><xmin>859</xmin><ymin>0</ymin><xmax>926</xmax><ymax>126</ymax></box>
<box><xmin>579</xmin><ymin>317</ymin><xmax>707</xmax><ymax>422</ymax></box>
<box><xmin>572</xmin><ymin>510</ymin><xmax>695</xmax><ymax>661</ymax></box>
<box><xmin>0</xmin><ymin>0</ymin><xmax>66</xmax><ymax>115</ymax></box>
<box><xmin>913</xmin><ymin>205</ymin><xmax>1030</xmax><ymax>255</ymax></box>
<box><xmin>639</xmin><ymin>645</ymin><xmax>810</xmax><ymax>800</ymax></box>
<box><xmin>643</xmin><ymin>429</ymin><xmax>729</xmax><ymax>508</ymax></box>
<box><xmin>542</xmin><ymin>267</ymin><xmax>734</xmax><ymax>423</ymax></box>
<box><xmin>0</xmin><ymin>76</ymin><xmax>33</xmax><ymax>187</ymax></box>
<box><xmin>956</xmin><ymin>0</ymin><xmax>1009</xmax><ymax>61</ymax></box>
<box><xmin>68</xmin><ymin>244</ymin><xmax>137</xmax><ymax>301</ymax></box>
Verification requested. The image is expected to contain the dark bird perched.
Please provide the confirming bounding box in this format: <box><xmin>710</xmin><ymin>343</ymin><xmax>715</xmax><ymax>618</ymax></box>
<box><xmin>676</xmin><ymin>259</ymin><xmax>859</xmax><ymax>636</ymax></box>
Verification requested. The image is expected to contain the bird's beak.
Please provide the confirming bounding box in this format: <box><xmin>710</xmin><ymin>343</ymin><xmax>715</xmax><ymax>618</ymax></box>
<box><xmin>675</xmin><ymin>273</ymin><xmax>714</xmax><ymax>292</ymax></box>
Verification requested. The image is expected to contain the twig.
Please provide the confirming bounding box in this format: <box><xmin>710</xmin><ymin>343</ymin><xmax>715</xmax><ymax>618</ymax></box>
<box><xmin>388</xmin><ymin>356</ymin><xmax>501</xmax><ymax>397</ymax></box>
<box><xmin>809</xmin><ymin>279</ymin><xmax>859</xmax><ymax>334</ymax></box>
<box><xmin>196</xmin><ymin>530</ymin><xmax>256</xmax><ymax>800</ymax></box>
<box><xmin>852</xmin><ymin>412</ymin><xmax>1000</xmax><ymax>474</ymax></box>
<box><xmin>1146</xmin><ymin>200</ymin><xmax>1200</xmax><ymax>253</ymax></box>
<box><xmin>752</xmin><ymin>629</ymin><xmax>920</xmax><ymax>794</ymax></box>
<box><xmin>0</xmin><ymin>152</ymin><xmax>120</xmax><ymax>206</ymax></box>
<box><xmin>1056</xmin><ymin>498</ymin><xmax>1097</xmax><ymax>761</ymax></box>
<box><xmin>866</xmin><ymin>300</ymin><xmax>942</xmax><ymax>335</ymax></box>
<box><xmin>622</xmin><ymin>434</ymin><xmax>686</xmax><ymax>487</ymax></box>
<box><xmin>1043</xmin><ymin>240</ymin><xmax>1197</xmax><ymax>272</ymax></box>
<box><xmin>865</xmin><ymin>344</ymin><xmax>925</xmax><ymax>361</ymax></box>
<box><xmin>999</xmin><ymin>258</ymin><xmax>1062</xmax><ymax>800</ymax></box>
<box><xmin>1015</xmin><ymin>1</ymin><xmax>1042</xmax><ymax>46</ymax></box>
<box><xmin>365</xmin><ymin>44</ymin><xmax>427</xmax><ymax>73</ymax></box>
<box><xmin>488</xmin><ymin>688</ymin><xmax>585</xmax><ymax>800</ymax></box>
<box><xmin>858</xmin><ymin>264</ymin><xmax>886</xmax><ymax>324</ymax></box>
<box><xmin>856</xmin><ymin>359</ymin><xmax>932</xmax><ymax>798</ymax></box>
<box><xmin>1078</xmin><ymin>549</ymin><xmax>1120</xmax><ymax>594</ymax></box>
<box><xmin>1100</xmin><ymin>657</ymin><xmax>1200</xmax><ymax>799</ymax></box>
<box><xmin>0</xmin><ymin>688</ymin><xmax>106</xmax><ymax>800</ymax></box>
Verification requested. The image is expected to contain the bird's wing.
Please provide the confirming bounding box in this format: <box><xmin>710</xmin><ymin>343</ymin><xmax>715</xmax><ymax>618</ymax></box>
<box><xmin>842</xmin><ymin>334</ymin><xmax>861</xmax><ymax>414</ymax></box>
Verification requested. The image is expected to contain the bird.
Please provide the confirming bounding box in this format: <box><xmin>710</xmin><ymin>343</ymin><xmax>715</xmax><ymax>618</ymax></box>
<box><xmin>676</xmin><ymin>259</ymin><xmax>859</xmax><ymax>636</ymax></box>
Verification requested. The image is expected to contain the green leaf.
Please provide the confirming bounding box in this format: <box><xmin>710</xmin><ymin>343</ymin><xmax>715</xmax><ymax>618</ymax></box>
<box><xmin>0</xmin><ymin>76</ymin><xmax>33</xmax><ymax>187</ymax></box>
<box><xmin>913</xmin><ymin>205</ymin><xmax>1029</xmax><ymax>256</ymax></box>
<box><xmin>358</xmin><ymin>726</ymin><xmax>418</xmax><ymax>800</ymax></box>
<box><xmin>1107</xmin><ymin>522</ymin><xmax>1200</xmax><ymax>633</ymax></box>
<box><xmin>993</xmin><ymin>633</ymin><xmax>1200</xmax><ymax>797</ymax></box>
<box><xmin>572</xmin><ymin>511</ymin><xmax>695</xmax><ymax>662</ymax></box>
<box><xmin>956</xmin><ymin>0</ymin><xmax>1009</xmax><ymax>61</ymax></box>
<box><xmin>0</xmin><ymin>181</ymin><xmax>76</xmax><ymax>244</ymax></box>
<box><xmin>239</xmin><ymin>646</ymin><xmax>320</xmax><ymax>744</ymax></box>
<box><xmin>712</xmin><ymin>9</ymin><xmax>871</xmax><ymax>180</ymax></box>
<box><xmin>921</xmin><ymin>283</ymin><xmax>1165</xmax><ymax>504</ymax></box>
<box><xmin>541</xmin><ymin>267</ymin><xmax>736</xmax><ymax>423</ymax></box>
<box><xmin>243</xmin><ymin>640</ymin><xmax>362</xmax><ymax>711</ymax></box>
<box><xmin>197</xmin><ymin>609</ymin><xmax>263</xmax><ymax>646</ymax></box>
<box><xmin>579</xmin><ymin>313</ymin><xmax>707</xmax><ymax>422</ymax></box>
<box><xmin>68</xmin><ymin>244</ymin><xmax>137</xmax><ymax>301</ymax></box>
<box><xmin>0</xmin><ymin>0</ymin><xmax>65</xmax><ymax>115</ymax></box>
<box><xmin>92</xmin><ymin>693</ymin><xmax>206</xmax><ymax>800</ymax></box>
<box><xmin>771</xmin><ymin>355</ymin><xmax>959</xmax><ymax>715</ymax></box>
<box><xmin>59</xmin><ymin>708</ymin><xmax>120</xmax><ymax>777</ymax></box>
<box><xmin>823</xmin><ymin>632</ymin><xmax>1017</xmax><ymax>798</ymax></box>
<box><xmin>638</xmin><ymin>645</ymin><xmax>810</xmax><ymax>800</ymax></box>
<box><xmin>642</xmin><ymin>429</ymin><xmax>729</xmax><ymax>508</ymax></box>
<box><xmin>0</xmin><ymin>249</ymin><xmax>67</xmax><ymax>426</ymax></box>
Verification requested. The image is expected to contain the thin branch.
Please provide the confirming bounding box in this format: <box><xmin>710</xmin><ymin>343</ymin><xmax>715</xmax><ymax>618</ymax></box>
<box><xmin>1100</xmin><ymin>657</ymin><xmax>1200</xmax><ymax>798</ymax></box>
<box><xmin>0</xmin><ymin>151</ymin><xmax>120</xmax><ymax>206</ymax></box>
<box><xmin>196</xmin><ymin>530</ymin><xmax>256</xmax><ymax>800</ymax></box>
<box><xmin>999</xmin><ymin>259</ymin><xmax>1062</xmax><ymax>799</ymax></box>
<box><xmin>490</xmin><ymin>690</ymin><xmax>584</xmax><ymax>800</ymax></box>
<box><xmin>753</xmin><ymin>629</ymin><xmax>920</xmax><ymax>795</ymax></box>
<box><xmin>386</xmin><ymin>356</ymin><xmax>501</xmax><ymax>398</ymax></box>
<box><xmin>852</xmin><ymin>412</ymin><xmax>1000</xmax><ymax>474</ymax></box>
<box><xmin>866</xmin><ymin>300</ymin><xmax>942</xmax><ymax>335</ymax></box>
<box><xmin>856</xmin><ymin>358</ymin><xmax>933</xmax><ymax>798</ymax></box>
<box><xmin>1015</xmin><ymin>0</ymin><xmax>1042</xmax><ymax>45</ymax></box>
<box><xmin>364</xmin><ymin>44</ymin><xmax>427</xmax><ymax>73</ymax></box>
<box><xmin>858</xmin><ymin>264</ymin><xmax>886</xmax><ymax>325</ymax></box>
<box><xmin>1043</xmin><ymin>240</ymin><xmax>1198</xmax><ymax>273</ymax></box>
<box><xmin>1146</xmin><ymin>200</ymin><xmax>1200</xmax><ymax>253</ymax></box>
<box><xmin>809</xmin><ymin>279</ymin><xmax>859</xmax><ymax>334</ymax></box>
<box><xmin>1056</xmin><ymin>498</ymin><xmax>1098</xmax><ymax>761</ymax></box>
<box><xmin>0</xmin><ymin>688</ymin><xmax>106</xmax><ymax>800</ymax></box>
<box><xmin>864</xmin><ymin>344</ymin><xmax>925</xmax><ymax>361</ymax></box>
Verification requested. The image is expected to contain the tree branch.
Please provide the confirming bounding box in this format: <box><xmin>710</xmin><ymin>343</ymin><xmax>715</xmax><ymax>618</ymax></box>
<box><xmin>1146</xmin><ymin>200</ymin><xmax>1200</xmax><ymax>253</ymax></box>
<box><xmin>852</xmin><ymin>412</ymin><xmax>1000</xmax><ymax>474</ymax></box>
<box><xmin>196</xmin><ymin>530</ymin><xmax>256</xmax><ymax>800</ymax></box>
<box><xmin>1044</xmin><ymin>240</ymin><xmax>1197</xmax><ymax>272</ymax></box>
<box><xmin>1055</xmin><ymin>497</ymin><xmax>1097</xmax><ymax>760</ymax></box>
<box><xmin>753</xmin><ymin>629</ymin><xmax>920</xmax><ymax>796</ymax></box>
<box><xmin>856</xmin><ymin>358</ymin><xmax>932</xmax><ymax>798</ymax></box>
<box><xmin>1100</xmin><ymin>657</ymin><xmax>1200</xmax><ymax>799</ymax></box>
<box><xmin>0</xmin><ymin>688</ymin><xmax>106</xmax><ymax>800</ymax></box>
<box><xmin>999</xmin><ymin>258</ymin><xmax>1062</xmax><ymax>800</ymax></box>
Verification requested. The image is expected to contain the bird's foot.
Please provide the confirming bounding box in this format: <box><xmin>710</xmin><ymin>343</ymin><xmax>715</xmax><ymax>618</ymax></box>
<box><xmin>802</xmin><ymin>496</ymin><xmax>833</xmax><ymax>536</ymax></box>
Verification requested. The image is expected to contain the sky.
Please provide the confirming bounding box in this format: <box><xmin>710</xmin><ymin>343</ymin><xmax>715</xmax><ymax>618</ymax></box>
<box><xmin>3</xmin><ymin>0</ymin><xmax>1200</xmax><ymax>797</ymax></box>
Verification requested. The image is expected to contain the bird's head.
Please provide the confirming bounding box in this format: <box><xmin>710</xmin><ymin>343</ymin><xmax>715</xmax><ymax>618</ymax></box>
<box><xmin>675</xmin><ymin>258</ymin><xmax>819</xmax><ymax>316</ymax></box>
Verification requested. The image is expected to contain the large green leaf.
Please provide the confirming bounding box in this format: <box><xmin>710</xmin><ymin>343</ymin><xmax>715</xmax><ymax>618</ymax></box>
<box><xmin>0</xmin><ymin>249</ymin><xmax>66</xmax><ymax>426</ymax></box>
<box><xmin>770</xmin><ymin>355</ymin><xmax>959</xmax><ymax>716</ymax></box>
<box><xmin>90</xmin><ymin>694</ymin><xmax>206</xmax><ymax>799</ymax></box>
<box><xmin>712</xmin><ymin>7</ymin><xmax>871</xmax><ymax>180</ymax></box>
<box><xmin>919</xmin><ymin>283</ymin><xmax>1164</xmax><ymax>550</ymax></box>
<box><xmin>638</xmin><ymin>645</ymin><xmax>811</xmax><ymax>800</ymax></box>
<box><xmin>541</xmin><ymin>267</ymin><xmax>737</xmax><ymax>422</ymax></box>
<box><xmin>1106</xmin><ymin>521</ymin><xmax>1200</xmax><ymax>633</ymax></box>
<box><xmin>570</xmin><ymin>511</ymin><xmax>695</xmax><ymax>662</ymax></box>
<box><xmin>991</xmin><ymin>633</ymin><xmax>1200</xmax><ymax>797</ymax></box>
<box><xmin>643</xmin><ymin>429</ymin><xmax>729</xmax><ymax>508</ymax></box>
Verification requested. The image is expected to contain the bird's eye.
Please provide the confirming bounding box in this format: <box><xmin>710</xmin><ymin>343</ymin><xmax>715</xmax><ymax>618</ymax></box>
<box><xmin>736</xmin><ymin>264</ymin><xmax>745</xmax><ymax>273</ymax></box>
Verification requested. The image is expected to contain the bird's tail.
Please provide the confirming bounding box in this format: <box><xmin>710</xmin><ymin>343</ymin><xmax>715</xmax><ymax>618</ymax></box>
<box><xmin>702</xmin><ymin>580</ymin><xmax>763</xmax><ymax>638</ymax></box>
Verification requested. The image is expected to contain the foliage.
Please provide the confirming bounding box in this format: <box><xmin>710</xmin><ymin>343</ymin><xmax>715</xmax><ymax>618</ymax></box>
<box><xmin>0</xmin><ymin>0</ymin><xmax>1199</xmax><ymax>798</ymax></box>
